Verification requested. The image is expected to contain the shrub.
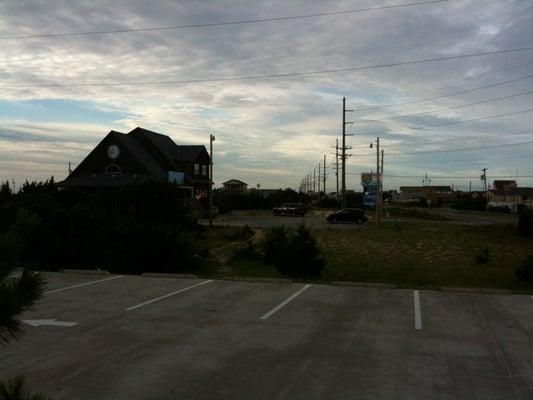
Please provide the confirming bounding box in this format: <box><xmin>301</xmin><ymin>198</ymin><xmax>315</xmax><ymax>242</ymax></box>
<box><xmin>517</xmin><ymin>209</ymin><xmax>533</xmax><ymax>236</ymax></box>
<box><xmin>225</xmin><ymin>225</ymin><xmax>254</xmax><ymax>241</ymax></box>
<box><xmin>515</xmin><ymin>255</ymin><xmax>533</xmax><ymax>281</ymax></box>
<box><xmin>232</xmin><ymin>240</ymin><xmax>260</xmax><ymax>259</ymax></box>
<box><xmin>473</xmin><ymin>247</ymin><xmax>490</xmax><ymax>264</ymax></box>
<box><xmin>263</xmin><ymin>225</ymin><xmax>325</xmax><ymax>279</ymax></box>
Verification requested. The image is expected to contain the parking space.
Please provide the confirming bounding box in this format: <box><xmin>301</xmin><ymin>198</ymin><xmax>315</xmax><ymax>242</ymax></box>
<box><xmin>2</xmin><ymin>272</ymin><xmax>533</xmax><ymax>399</ymax></box>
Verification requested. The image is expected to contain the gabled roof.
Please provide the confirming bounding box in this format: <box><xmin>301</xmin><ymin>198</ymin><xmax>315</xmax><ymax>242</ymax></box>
<box><xmin>111</xmin><ymin>131</ymin><xmax>167</xmax><ymax>178</ymax></box>
<box><xmin>128</xmin><ymin>127</ymin><xmax>206</xmax><ymax>164</ymax></box>
<box><xmin>223</xmin><ymin>179</ymin><xmax>247</xmax><ymax>185</ymax></box>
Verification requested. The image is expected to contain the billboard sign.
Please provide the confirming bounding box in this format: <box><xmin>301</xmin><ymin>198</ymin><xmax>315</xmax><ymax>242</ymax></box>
<box><xmin>361</xmin><ymin>172</ymin><xmax>381</xmax><ymax>206</ymax></box>
<box><xmin>168</xmin><ymin>171</ymin><xmax>185</xmax><ymax>185</ymax></box>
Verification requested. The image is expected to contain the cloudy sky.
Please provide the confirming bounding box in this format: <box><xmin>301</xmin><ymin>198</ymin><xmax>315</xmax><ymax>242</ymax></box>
<box><xmin>0</xmin><ymin>0</ymin><xmax>532</xmax><ymax>191</ymax></box>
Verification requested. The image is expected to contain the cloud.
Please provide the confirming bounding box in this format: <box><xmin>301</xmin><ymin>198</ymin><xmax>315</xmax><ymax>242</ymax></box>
<box><xmin>0</xmin><ymin>0</ymin><xmax>532</xmax><ymax>189</ymax></box>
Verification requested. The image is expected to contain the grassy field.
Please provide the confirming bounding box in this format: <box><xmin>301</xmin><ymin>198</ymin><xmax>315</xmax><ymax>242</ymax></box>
<box><xmin>316</xmin><ymin>222</ymin><xmax>532</xmax><ymax>290</ymax></box>
<box><xmin>202</xmin><ymin>222</ymin><xmax>533</xmax><ymax>290</ymax></box>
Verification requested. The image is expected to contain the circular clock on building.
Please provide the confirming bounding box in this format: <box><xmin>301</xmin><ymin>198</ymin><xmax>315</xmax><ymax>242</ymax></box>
<box><xmin>107</xmin><ymin>145</ymin><xmax>120</xmax><ymax>159</ymax></box>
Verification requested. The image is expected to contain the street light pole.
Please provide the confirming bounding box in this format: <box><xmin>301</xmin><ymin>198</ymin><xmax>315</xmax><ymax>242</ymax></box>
<box><xmin>209</xmin><ymin>134</ymin><xmax>215</xmax><ymax>227</ymax></box>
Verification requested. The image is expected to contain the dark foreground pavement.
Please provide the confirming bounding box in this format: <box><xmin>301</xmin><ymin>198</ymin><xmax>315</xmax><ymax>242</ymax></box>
<box><xmin>2</xmin><ymin>272</ymin><xmax>533</xmax><ymax>399</ymax></box>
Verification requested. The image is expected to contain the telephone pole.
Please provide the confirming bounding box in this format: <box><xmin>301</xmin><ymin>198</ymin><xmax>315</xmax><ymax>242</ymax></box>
<box><xmin>209</xmin><ymin>134</ymin><xmax>215</xmax><ymax>227</ymax></box>
<box><xmin>341</xmin><ymin>97</ymin><xmax>353</xmax><ymax>208</ymax></box>
<box><xmin>375</xmin><ymin>137</ymin><xmax>380</xmax><ymax>226</ymax></box>
<box><xmin>335</xmin><ymin>138</ymin><xmax>339</xmax><ymax>199</ymax></box>
<box><xmin>323</xmin><ymin>154</ymin><xmax>326</xmax><ymax>196</ymax></box>
<box><xmin>379</xmin><ymin>149</ymin><xmax>384</xmax><ymax>223</ymax></box>
<box><xmin>318</xmin><ymin>162</ymin><xmax>321</xmax><ymax>193</ymax></box>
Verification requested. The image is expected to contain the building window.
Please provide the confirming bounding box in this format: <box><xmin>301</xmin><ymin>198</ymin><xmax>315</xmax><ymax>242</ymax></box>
<box><xmin>202</xmin><ymin>165</ymin><xmax>208</xmax><ymax>176</ymax></box>
<box><xmin>105</xmin><ymin>164</ymin><xmax>121</xmax><ymax>175</ymax></box>
<box><xmin>194</xmin><ymin>163</ymin><xmax>200</xmax><ymax>175</ymax></box>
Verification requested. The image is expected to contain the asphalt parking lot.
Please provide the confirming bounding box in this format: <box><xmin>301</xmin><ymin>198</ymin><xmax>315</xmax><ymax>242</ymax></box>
<box><xmin>2</xmin><ymin>272</ymin><xmax>533</xmax><ymax>399</ymax></box>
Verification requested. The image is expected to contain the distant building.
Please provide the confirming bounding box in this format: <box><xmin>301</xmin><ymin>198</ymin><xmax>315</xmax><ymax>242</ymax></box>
<box><xmin>399</xmin><ymin>186</ymin><xmax>454</xmax><ymax>204</ymax></box>
<box><xmin>60</xmin><ymin>127</ymin><xmax>210</xmax><ymax>197</ymax></box>
<box><xmin>222</xmin><ymin>179</ymin><xmax>248</xmax><ymax>194</ymax></box>
<box><xmin>487</xmin><ymin>180</ymin><xmax>533</xmax><ymax>212</ymax></box>
<box><xmin>248</xmin><ymin>188</ymin><xmax>279</xmax><ymax>198</ymax></box>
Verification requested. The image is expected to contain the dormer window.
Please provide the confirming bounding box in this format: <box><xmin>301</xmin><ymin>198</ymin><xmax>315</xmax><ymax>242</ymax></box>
<box><xmin>194</xmin><ymin>163</ymin><xmax>200</xmax><ymax>175</ymax></box>
<box><xmin>202</xmin><ymin>165</ymin><xmax>208</xmax><ymax>176</ymax></box>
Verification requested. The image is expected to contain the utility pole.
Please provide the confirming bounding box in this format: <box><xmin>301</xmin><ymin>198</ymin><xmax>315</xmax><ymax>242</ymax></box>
<box><xmin>209</xmin><ymin>134</ymin><xmax>215</xmax><ymax>227</ymax></box>
<box><xmin>375</xmin><ymin>137</ymin><xmax>380</xmax><ymax>226</ymax></box>
<box><xmin>335</xmin><ymin>138</ymin><xmax>339</xmax><ymax>199</ymax></box>
<box><xmin>380</xmin><ymin>149</ymin><xmax>384</xmax><ymax>223</ymax></box>
<box><xmin>318</xmin><ymin>162</ymin><xmax>321</xmax><ymax>193</ymax></box>
<box><xmin>323</xmin><ymin>154</ymin><xmax>326</xmax><ymax>196</ymax></box>
<box><xmin>341</xmin><ymin>97</ymin><xmax>353</xmax><ymax>208</ymax></box>
<box><xmin>313</xmin><ymin>168</ymin><xmax>316</xmax><ymax>193</ymax></box>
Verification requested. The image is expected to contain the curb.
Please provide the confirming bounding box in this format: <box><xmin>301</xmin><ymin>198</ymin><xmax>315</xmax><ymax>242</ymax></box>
<box><xmin>441</xmin><ymin>287</ymin><xmax>480</xmax><ymax>293</ymax></box>
<box><xmin>141</xmin><ymin>273</ymin><xmax>198</xmax><ymax>279</ymax></box>
<box><xmin>441</xmin><ymin>287</ymin><xmax>512</xmax><ymax>295</ymax></box>
<box><xmin>332</xmin><ymin>281</ymin><xmax>397</xmax><ymax>289</ymax></box>
<box><xmin>220</xmin><ymin>276</ymin><xmax>292</xmax><ymax>284</ymax></box>
<box><xmin>480</xmin><ymin>288</ymin><xmax>512</xmax><ymax>295</ymax></box>
<box><xmin>59</xmin><ymin>269</ymin><xmax>109</xmax><ymax>275</ymax></box>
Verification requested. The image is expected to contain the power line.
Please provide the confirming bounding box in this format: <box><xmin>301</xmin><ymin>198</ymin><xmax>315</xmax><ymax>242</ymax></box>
<box><xmin>0</xmin><ymin>1</ymin><xmax>449</xmax><ymax>40</ymax></box>
<box><xmin>349</xmin><ymin>138</ymin><xmax>533</xmax><ymax>157</ymax></box>
<box><xmin>411</xmin><ymin>107</ymin><xmax>533</xmax><ymax>130</ymax></box>
<box><xmin>381</xmin><ymin>153</ymin><xmax>532</xmax><ymax>164</ymax></box>
<box><xmin>382</xmin><ymin>174</ymin><xmax>533</xmax><ymax>178</ymax></box>
<box><xmin>345</xmin><ymin>172</ymin><xmax>533</xmax><ymax>179</ymax></box>
<box><xmin>349</xmin><ymin>129</ymin><xmax>533</xmax><ymax>150</ymax></box>
<box><xmin>358</xmin><ymin>89</ymin><xmax>533</xmax><ymax>123</ymax></box>
<box><xmin>352</xmin><ymin>73</ymin><xmax>533</xmax><ymax>112</ymax></box>
<box><xmin>357</xmin><ymin>107</ymin><xmax>533</xmax><ymax>137</ymax></box>
<box><xmin>3</xmin><ymin>46</ymin><xmax>533</xmax><ymax>89</ymax></box>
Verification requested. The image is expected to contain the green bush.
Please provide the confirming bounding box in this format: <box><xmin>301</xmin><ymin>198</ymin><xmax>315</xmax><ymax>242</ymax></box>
<box><xmin>225</xmin><ymin>225</ymin><xmax>254</xmax><ymax>241</ymax></box>
<box><xmin>263</xmin><ymin>225</ymin><xmax>325</xmax><ymax>279</ymax></box>
<box><xmin>232</xmin><ymin>240</ymin><xmax>260</xmax><ymax>259</ymax></box>
<box><xmin>0</xmin><ymin>180</ymin><xmax>204</xmax><ymax>274</ymax></box>
<box><xmin>515</xmin><ymin>255</ymin><xmax>533</xmax><ymax>281</ymax></box>
<box><xmin>473</xmin><ymin>247</ymin><xmax>490</xmax><ymax>264</ymax></box>
<box><xmin>517</xmin><ymin>209</ymin><xmax>533</xmax><ymax>236</ymax></box>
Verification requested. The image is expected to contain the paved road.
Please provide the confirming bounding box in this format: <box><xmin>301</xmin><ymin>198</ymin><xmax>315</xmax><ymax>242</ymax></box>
<box><xmin>2</xmin><ymin>271</ymin><xmax>533</xmax><ymax>399</ymax></box>
<box><xmin>204</xmin><ymin>212</ymin><xmax>368</xmax><ymax>230</ymax></box>
<box><xmin>203</xmin><ymin>208</ymin><xmax>515</xmax><ymax>229</ymax></box>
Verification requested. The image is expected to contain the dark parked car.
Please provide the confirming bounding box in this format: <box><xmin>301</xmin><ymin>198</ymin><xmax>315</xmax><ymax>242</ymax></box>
<box><xmin>273</xmin><ymin>202</ymin><xmax>308</xmax><ymax>216</ymax></box>
<box><xmin>327</xmin><ymin>208</ymin><xmax>368</xmax><ymax>224</ymax></box>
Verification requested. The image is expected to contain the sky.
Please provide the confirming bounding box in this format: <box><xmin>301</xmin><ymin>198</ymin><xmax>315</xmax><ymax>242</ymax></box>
<box><xmin>0</xmin><ymin>0</ymin><xmax>532</xmax><ymax>192</ymax></box>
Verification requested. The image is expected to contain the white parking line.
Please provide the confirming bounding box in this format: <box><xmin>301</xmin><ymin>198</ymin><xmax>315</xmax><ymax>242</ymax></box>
<box><xmin>44</xmin><ymin>275</ymin><xmax>124</xmax><ymax>294</ymax></box>
<box><xmin>260</xmin><ymin>284</ymin><xmax>311</xmax><ymax>320</ymax></box>
<box><xmin>126</xmin><ymin>280</ymin><xmax>213</xmax><ymax>311</ymax></box>
<box><xmin>413</xmin><ymin>290</ymin><xmax>422</xmax><ymax>330</ymax></box>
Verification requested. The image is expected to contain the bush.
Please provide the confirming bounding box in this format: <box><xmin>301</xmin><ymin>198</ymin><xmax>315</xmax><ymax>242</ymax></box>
<box><xmin>515</xmin><ymin>255</ymin><xmax>533</xmax><ymax>281</ymax></box>
<box><xmin>263</xmin><ymin>225</ymin><xmax>325</xmax><ymax>278</ymax></box>
<box><xmin>517</xmin><ymin>209</ymin><xmax>533</xmax><ymax>236</ymax></box>
<box><xmin>225</xmin><ymin>225</ymin><xmax>254</xmax><ymax>241</ymax></box>
<box><xmin>0</xmin><ymin>181</ymin><xmax>204</xmax><ymax>274</ymax></box>
<box><xmin>473</xmin><ymin>247</ymin><xmax>490</xmax><ymax>264</ymax></box>
<box><xmin>232</xmin><ymin>240</ymin><xmax>260</xmax><ymax>259</ymax></box>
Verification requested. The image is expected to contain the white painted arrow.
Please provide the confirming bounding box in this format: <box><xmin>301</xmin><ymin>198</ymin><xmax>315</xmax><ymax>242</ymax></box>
<box><xmin>23</xmin><ymin>319</ymin><xmax>79</xmax><ymax>327</ymax></box>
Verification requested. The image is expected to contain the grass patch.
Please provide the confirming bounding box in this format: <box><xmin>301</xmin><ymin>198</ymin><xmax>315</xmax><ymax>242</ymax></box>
<box><xmin>316</xmin><ymin>222</ymin><xmax>533</xmax><ymax>290</ymax></box>
<box><xmin>201</xmin><ymin>223</ymin><xmax>533</xmax><ymax>290</ymax></box>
